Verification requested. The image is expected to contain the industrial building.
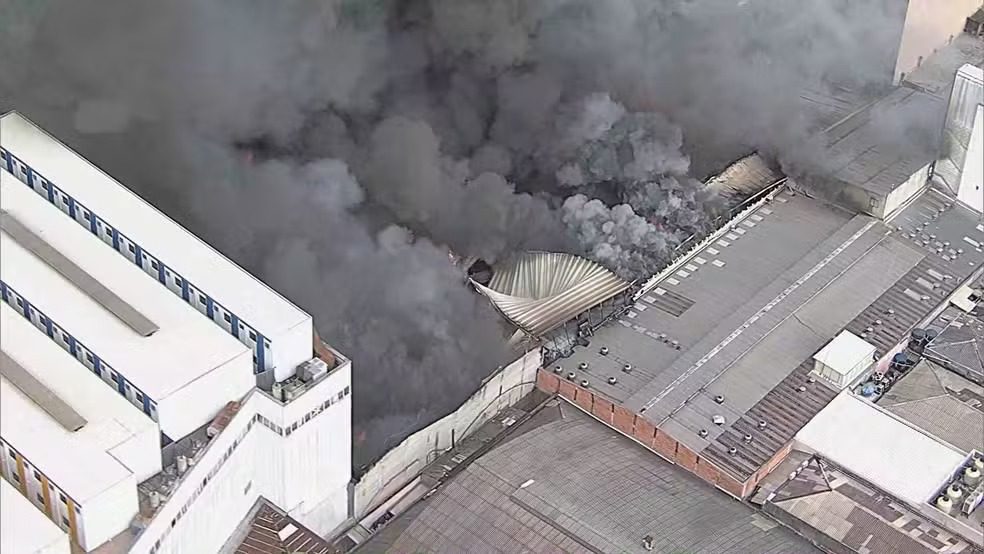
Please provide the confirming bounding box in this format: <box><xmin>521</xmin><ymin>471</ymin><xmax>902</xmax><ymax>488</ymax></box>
<box><xmin>354</xmin><ymin>397</ymin><xmax>820</xmax><ymax>554</ymax></box>
<box><xmin>0</xmin><ymin>112</ymin><xmax>352</xmax><ymax>553</ymax></box>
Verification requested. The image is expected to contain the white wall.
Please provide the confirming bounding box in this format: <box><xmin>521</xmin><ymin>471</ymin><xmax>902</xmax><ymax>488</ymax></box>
<box><xmin>81</xmin><ymin>473</ymin><xmax>138</xmax><ymax>551</ymax></box>
<box><xmin>353</xmin><ymin>348</ymin><xmax>541</xmax><ymax>518</ymax></box>
<box><xmin>958</xmin><ymin>104</ymin><xmax>984</xmax><ymax>212</ymax></box>
<box><xmin>107</xmin><ymin>423</ymin><xmax>163</xmax><ymax>483</ymax></box>
<box><xmin>271</xmin><ymin>318</ymin><xmax>313</xmax><ymax>382</ymax></box>
<box><xmin>883</xmin><ymin>162</ymin><xmax>931</xmax><ymax>217</ymax></box>
<box><xmin>894</xmin><ymin>0</ymin><xmax>983</xmax><ymax>83</ymax></box>
<box><xmin>127</xmin><ymin>360</ymin><xmax>352</xmax><ymax>554</ymax></box>
<box><xmin>157</xmin><ymin>349</ymin><xmax>253</xmax><ymax>439</ymax></box>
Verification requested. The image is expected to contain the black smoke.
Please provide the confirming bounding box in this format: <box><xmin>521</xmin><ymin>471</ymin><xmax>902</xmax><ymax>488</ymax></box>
<box><xmin>0</xmin><ymin>0</ymin><xmax>909</xmax><ymax>465</ymax></box>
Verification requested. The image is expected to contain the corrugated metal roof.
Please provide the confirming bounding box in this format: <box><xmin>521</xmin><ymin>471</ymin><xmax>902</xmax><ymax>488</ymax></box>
<box><xmin>473</xmin><ymin>252</ymin><xmax>630</xmax><ymax>338</ymax></box>
<box><xmin>705</xmin><ymin>153</ymin><xmax>784</xmax><ymax>201</ymax></box>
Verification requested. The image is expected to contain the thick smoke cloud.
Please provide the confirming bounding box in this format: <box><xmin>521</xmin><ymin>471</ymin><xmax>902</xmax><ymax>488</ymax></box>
<box><xmin>1</xmin><ymin>0</ymin><xmax>912</xmax><ymax>465</ymax></box>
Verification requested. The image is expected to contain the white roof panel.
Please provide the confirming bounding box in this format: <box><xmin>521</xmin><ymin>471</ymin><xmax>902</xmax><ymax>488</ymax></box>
<box><xmin>0</xmin><ymin>374</ymin><xmax>133</xmax><ymax>504</ymax></box>
<box><xmin>1</xmin><ymin>480</ymin><xmax>70</xmax><ymax>554</ymax></box>
<box><xmin>0</xmin><ymin>112</ymin><xmax>309</xmax><ymax>336</ymax></box>
<box><xmin>1</xmin><ymin>305</ymin><xmax>157</xmax><ymax>453</ymax></box>
<box><xmin>0</xmin><ymin>171</ymin><xmax>250</xmax><ymax>399</ymax></box>
<box><xmin>812</xmin><ymin>330</ymin><xmax>876</xmax><ymax>376</ymax></box>
<box><xmin>795</xmin><ymin>392</ymin><xmax>965</xmax><ymax>507</ymax></box>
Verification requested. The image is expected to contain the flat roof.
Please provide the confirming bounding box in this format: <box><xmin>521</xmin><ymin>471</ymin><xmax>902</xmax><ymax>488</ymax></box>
<box><xmin>0</xmin><ymin>378</ymin><xmax>133</xmax><ymax>505</ymax></box>
<box><xmin>0</xmin><ymin>111</ymin><xmax>310</xmax><ymax>336</ymax></box>
<box><xmin>560</xmin><ymin>185</ymin><xmax>984</xmax><ymax>481</ymax></box>
<box><xmin>795</xmin><ymin>392</ymin><xmax>965</xmax><ymax>507</ymax></box>
<box><xmin>822</xmin><ymin>87</ymin><xmax>943</xmax><ymax>195</ymax></box>
<box><xmin>880</xmin><ymin>358</ymin><xmax>984</xmax><ymax>455</ymax></box>
<box><xmin>358</xmin><ymin>402</ymin><xmax>818</xmax><ymax>554</ymax></box>
<box><xmin>1</xmin><ymin>479</ymin><xmax>69</xmax><ymax>554</ymax></box>
<box><xmin>813</xmin><ymin>331</ymin><xmax>876</xmax><ymax>375</ymax></box>
<box><xmin>1</xmin><ymin>306</ymin><xmax>155</xmax><ymax>500</ymax></box>
<box><xmin>0</xmin><ymin>171</ymin><xmax>250</xmax><ymax>400</ymax></box>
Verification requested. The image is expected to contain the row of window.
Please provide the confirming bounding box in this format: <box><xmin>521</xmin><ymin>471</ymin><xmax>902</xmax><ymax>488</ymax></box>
<box><xmin>144</xmin><ymin>385</ymin><xmax>350</xmax><ymax>553</ymax></box>
<box><xmin>1</xmin><ymin>438</ymin><xmax>83</xmax><ymax>543</ymax></box>
<box><xmin>0</xmin><ymin>280</ymin><xmax>158</xmax><ymax>419</ymax></box>
<box><xmin>0</xmin><ymin>147</ymin><xmax>271</xmax><ymax>374</ymax></box>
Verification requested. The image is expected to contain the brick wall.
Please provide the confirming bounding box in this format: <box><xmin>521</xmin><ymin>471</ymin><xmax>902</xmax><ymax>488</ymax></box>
<box><xmin>536</xmin><ymin>368</ymin><xmax>756</xmax><ymax>499</ymax></box>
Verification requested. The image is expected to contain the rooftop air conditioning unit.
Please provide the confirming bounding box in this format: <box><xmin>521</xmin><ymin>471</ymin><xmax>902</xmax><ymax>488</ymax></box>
<box><xmin>297</xmin><ymin>358</ymin><xmax>330</xmax><ymax>383</ymax></box>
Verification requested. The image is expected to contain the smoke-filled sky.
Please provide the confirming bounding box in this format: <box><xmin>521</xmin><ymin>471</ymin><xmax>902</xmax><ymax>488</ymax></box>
<box><xmin>0</xmin><ymin>0</ymin><xmax>911</xmax><ymax>465</ymax></box>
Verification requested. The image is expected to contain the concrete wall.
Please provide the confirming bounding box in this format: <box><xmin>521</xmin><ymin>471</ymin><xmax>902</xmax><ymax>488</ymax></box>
<box><xmin>128</xmin><ymin>360</ymin><xmax>352</xmax><ymax>553</ymax></box>
<box><xmin>883</xmin><ymin>163</ymin><xmax>931</xmax><ymax>217</ymax></box>
<box><xmin>82</xmin><ymin>474</ymin><xmax>139</xmax><ymax>551</ymax></box>
<box><xmin>894</xmin><ymin>0</ymin><xmax>983</xmax><ymax>83</ymax></box>
<box><xmin>270</xmin><ymin>318</ymin><xmax>314</xmax><ymax>382</ymax></box>
<box><xmin>157</xmin><ymin>348</ymin><xmax>254</xmax><ymax>440</ymax></box>
<box><xmin>353</xmin><ymin>349</ymin><xmax>541</xmax><ymax>518</ymax></box>
<box><xmin>958</xmin><ymin>104</ymin><xmax>984</xmax><ymax>212</ymax></box>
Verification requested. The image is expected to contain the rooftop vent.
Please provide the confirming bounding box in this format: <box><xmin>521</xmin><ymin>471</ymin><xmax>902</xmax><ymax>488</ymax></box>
<box><xmin>671</xmin><ymin>340</ymin><xmax>680</xmax><ymax>350</ymax></box>
<box><xmin>712</xmin><ymin>414</ymin><xmax>726</xmax><ymax>426</ymax></box>
<box><xmin>873</xmin><ymin>319</ymin><xmax>882</xmax><ymax>326</ymax></box>
<box><xmin>797</xmin><ymin>385</ymin><xmax>807</xmax><ymax>393</ymax></box>
<box><xmin>578</xmin><ymin>361</ymin><xmax>589</xmax><ymax>370</ymax></box>
<box><xmin>698</xmin><ymin>429</ymin><xmax>709</xmax><ymax>438</ymax></box>
<box><xmin>807</xmin><ymin>376</ymin><xmax>816</xmax><ymax>384</ymax></box>
<box><xmin>713</xmin><ymin>394</ymin><xmax>725</xmax><ymax>404</ymax></box>
<box><xmin>728</xmin><ymin>447</ymin><xmax>738</xmax><ymax>455</ymax></box>
<box><xmin>743</xmin><ymin>434</ymin><xmax>753</xmax><ymax>443</ymax></box>
<box><xmin>758</xmin><ymin>420</ymin><xmax>768</xmax><ymax>430</ymax></box>
<box><xmin>886</xmin><ymin>308</ymin><xmax>895</xmax><ymax>315</ymax></box>
<box><xmin>623</xmin><ymin>363</ymin><xmax>633</xmax><ymax>373</ymax></box>
<box><xmin>642</xmin><ymin>535</ymin><xmax>654</xmax><ymax>551</ymax></box>
<box><xmin>567</xmin><ymin>372</ymin><xmax>576</xmax><ymax>380</ymax></box>
<box><xmin>608</xmin><ymin>376</ymin><xmax>618</xmax><ymax>385</ymax></box>
<box><xmin>580</xmin><ymin>379</ymin><xmax>590</xmax><ymax>388</ymax></box>
<box><xmin>599</xmin><ymin>346</ymin><xmax>609</xmax><ymax>356</ymax></box>
<box><xmin>553</xmin><ymin>365</ymin><xmax>563</xmax><ymax>374</ymax></box>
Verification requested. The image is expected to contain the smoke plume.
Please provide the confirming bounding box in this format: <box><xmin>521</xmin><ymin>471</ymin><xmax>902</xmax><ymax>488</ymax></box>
<box><xmin>0</xmin><ymin>0</ymin><xmax>914</xmax><ymax>464</ymax></box>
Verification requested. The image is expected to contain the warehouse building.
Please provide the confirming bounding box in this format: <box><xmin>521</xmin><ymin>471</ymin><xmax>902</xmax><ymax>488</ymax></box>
<box><xmin>0</xmin><ymin>112</ymin><xmax>352</xmax><ymax>553</ymax></box>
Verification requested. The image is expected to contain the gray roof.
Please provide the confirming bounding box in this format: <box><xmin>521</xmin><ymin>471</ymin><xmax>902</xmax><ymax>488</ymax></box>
<box><xmin>822</xmin><ymin>87</ymin><xmax>944</xmax><ymax>195</ymax></box>
<box><xmin>358</xmin><ymin>403</ymin><xmax>819</xmax><ymax>554</ymax></box>
<box><xmin>925</xmin><ymin>306</ymin><xmax>984</xmax><ymax>383</ymax></box>
<box><xmin>474</xmin><ymin>252</ymin><xmax>630</xmax><ymax>338</ymax></box>
<box><xmin>559</xmin><ymin>185</ymin><xmax>984</xmax><ymax>481</ymax></box>
<box><xmin>762</xmin><ymin>455</ymin><xmax>984</xmax><ymax>554</ymax></box>
<box><xmin>879</xmin><ymin>359</ymin><xmax>984</xmax><ymax>454</ymax></box>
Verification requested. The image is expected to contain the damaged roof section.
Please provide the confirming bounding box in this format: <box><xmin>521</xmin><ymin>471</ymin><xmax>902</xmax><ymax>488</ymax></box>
<box><xmin>472</xmin><ymin>251</ymin><xmax>630</xmax><ymax>338</ymax></box>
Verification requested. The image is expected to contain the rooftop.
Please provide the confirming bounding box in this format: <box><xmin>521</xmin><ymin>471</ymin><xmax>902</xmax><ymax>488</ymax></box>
<box><xmin>880</xmin><ymin>359</ymin><xmax>984</xmax><ymax>455</ymax></box>
<box><xmin>822</xmin><ymin>86</ymin><xmax>944</xmax><ymax>195</ymax></box>
<box><xmin>558</xmin><ymin>184</ymin><xmax>984</xmax><ymax>482</ymax></box>
<box><xmin>0</xmin><ymin>111</ymin><xmax>310</xmax><ymax>336</ymax></box>
<box><xmin>226</xmin><ymin>498</ymin><xmax>337</xmax><ymax>554</ymax></box>
<box><xmin>759</xmin><ymin>452</ymin><xmax>984</xmax><ymax>554</ymax></box>
<box><xmin>1</xmin><ymin>303</ymin><xmax>160</xmax><ymax>489</ymax></box>
<box><xmin>0</xmin><ymin>169</ymin><xmax>251</xmax><ymax>401</ymax></box>
<box><xmin>1</xmin><ymin>479</ymin><xmax>70</xmax><ymax>554</ymax></box>
<box><xmin>794</xmin><ymin>392</ymin><xmax>966</xmax><ymax>508</ymax></box>
<box><xmin>924</xmin><ymin>304</ymin><xmax>984</xmax><ymax>384</ymax></box>
<box><xmin>357</xmin><ymin>401</ymin><xmax>819</xmax><ymax>554</ymax></box>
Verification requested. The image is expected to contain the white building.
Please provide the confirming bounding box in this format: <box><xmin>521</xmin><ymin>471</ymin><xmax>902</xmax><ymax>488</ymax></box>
<box><xmin>941</xmin><ymin>63</ymin><xmax>984</xmax><ymax>213</ymax></box>
<box><xmin>1</xmin><ymin>479</ymin><xmax>71</xmax><ymax>554</ymax></box>
<box><xmin>0</xmin><ymin>112</ymin><xmax>352</xmax><ymax>553</ymax></box>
